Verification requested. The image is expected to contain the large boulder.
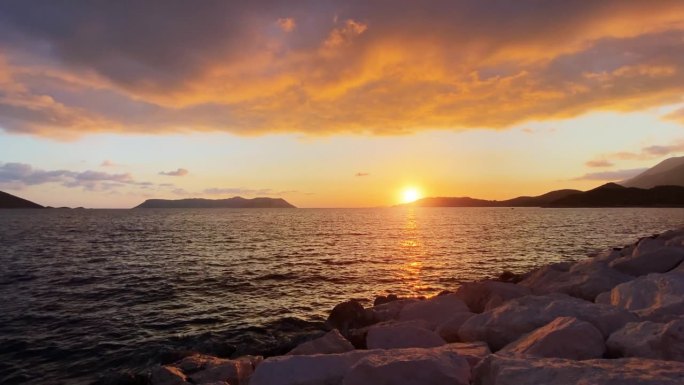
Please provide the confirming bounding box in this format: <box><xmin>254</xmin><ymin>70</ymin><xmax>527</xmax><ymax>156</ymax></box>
<box><xmin>341</xmin><ymin>347</ymin><xmax>471</xmax><ymax>385</ymax></box>
<box><xmin>251</xmin><ymin>344</ymin><xmax>483</xmax><ymax>385</ymax></box>
<box><xmin>596</xmin><ymin>271</ymin><xmax>684</xmax><ymax>322</ymax></box>
<box><xmin>160</xmin><ymin>354</ymin><xmax>261</xmax><ymax>385</ymax></box>
<box><xmin>607</xmin><ymin>319</ymin><xmax>684</xmax><ymax>361</ymax></box>
<box><xmin>454</xmin><ymin>281</ymin><xmax>530</xmax><ymax>313</ymax></box>
<box><xmin>366</xmin><ymin>322</ymin><xmax>446</xmax><ymax>349</ymax></box>
<box><xmin>498</xmin><ymin>316</ymin><xmax>605</xmax><ymax>360</ymax></box>
<box><xmin>610</xmin><ymin>247</ymin><xmax>684</xmax><ymax>276</ymax></box>
<box><xmin>436</xmin><ymin>312</ymin><xmax>476</xmax><ymax>342</ymax></box>
<box><xmin>287</xmin><ymin>329</ymin><xmax>354</xmax><ymax>355</ymax></box>
<box><xmin>368</xmin><ymin>299</ymin><xmax>419</xmax><ymax>323</ymax></box>
<box><xmin>398</xmin><ymin>294</ymin><xmax>470</xmax><ymax>328</ymax></box>
<box><xmin>458</xmin><ymin>293</ymin><xmax>637</xmax><ymax>351</ymax></box>
<box><xmin>519</xmin><ymin>260</ymin><xmax>633</xmax><ymax>301</ymax></box>
<box><xmin>473</xmin><ymin>354</ymin><xmax>684</xmax><ymax>385</ymax></box>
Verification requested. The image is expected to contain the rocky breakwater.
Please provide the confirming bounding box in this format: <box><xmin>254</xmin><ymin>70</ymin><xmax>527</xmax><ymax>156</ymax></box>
<box><xmin>149</xmin><ymin>228</ymin><xmax>684</xmax><ymax>385</ymax></box>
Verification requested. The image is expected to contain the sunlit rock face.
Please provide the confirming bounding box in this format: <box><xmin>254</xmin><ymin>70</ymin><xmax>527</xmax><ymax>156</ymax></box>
<box><xmin>473</xmin><ymin>355</ymin><xmax>684</xmax><ymax>385</ymax></box>
<box><xmin>596</xmin><ymin>271</ymin><xmax>684</xmax><ymax>322</ymax></box>
<box><xmin>287</xmin><ymin>329</ymin><xmax>355</xmax><ymax>356</ymax></box>
<box><xmin>250</xmin><ymin>345</ymin><xmax>476</xmax><ymax>385</ymax></box>
<box><xmin>454</xmin><ymin>281</ymin><xmax>531</xmax><ymax>313</ymax></box>
<box><xmin>607</xmin><ymin>320</ymin><xmax>684</xmax><ymax>361</ymax></box>
<box><xmin>519</xmin><ymin>260</ymin><xmax>633</xmax><ymax>301</ymax></box>
<box><xmin>458</xmin><ymin>293</ymin><xmax>636</xmax><ymax>351</ymax></box>
<box><xmin>397</xmin><ymin>293</ymin><xmax>470</xmax><ymax>329</ymax></box>
<box><xmin>150</xmin><ymin>354</ymin><xmax>261</xmax><ymax>385</ymax></box>
<box><xmin>498</xmin><ymin>316</ymin><xmax>605</xmax><ymax>360</ymax></box>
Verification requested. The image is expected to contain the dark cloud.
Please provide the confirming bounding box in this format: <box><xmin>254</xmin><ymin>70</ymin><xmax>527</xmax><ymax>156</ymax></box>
<box><xmin>0</xmin><ymin>1</ymin><xmax>684</xmax><ymax>137</ymax></box>
<box><xmin>159</xmin><ymin>168</ymin><xmax>189</xmax><ymax>177</ymax></box>
<box><xmin>573</xmin><ymin>168</ymin><xmax>647</xmax><ymax>181</ymax></box>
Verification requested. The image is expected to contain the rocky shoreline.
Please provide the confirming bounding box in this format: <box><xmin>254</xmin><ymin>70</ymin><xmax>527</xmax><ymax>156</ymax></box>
<box><xmin>146</xmin><ymin>228</ymin><xmax>684</xmax><ymax>385</ymax></box>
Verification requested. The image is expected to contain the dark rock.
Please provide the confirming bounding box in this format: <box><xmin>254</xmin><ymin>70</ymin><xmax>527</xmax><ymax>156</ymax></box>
<box><xmin>326</xmin><ymin>300</ymin><xmax>372</xmax><ymax>335</ymax></box>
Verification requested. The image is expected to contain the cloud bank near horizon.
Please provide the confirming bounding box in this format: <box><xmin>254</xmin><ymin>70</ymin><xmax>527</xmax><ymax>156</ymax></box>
<box><xmin>1</xmin><ymin>1</ymin><xmax>684</xmax><ymax>138</ymax></box>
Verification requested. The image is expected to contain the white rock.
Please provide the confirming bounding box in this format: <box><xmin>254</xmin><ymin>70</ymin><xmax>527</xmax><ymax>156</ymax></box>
<box><xmin>520</xmin><ymin>261</ymin><xmax>633</xmax><ymax>301</ymax></box>
<box><xmin>149</xmin><ymin>365</ymin><xmax>190</xmax><ymax>385</ymax></box>
<box><xmin>599</xmin><ymin>271</ymin><xmax>684</xmax><ymax>322</ymax></box>
<box><xmin>610</xmin><ymin>247</ymin><xmax>684</xmax><ymax>276</ymax></box>
<box><xmin>436</xmin><ymin>312</ymin><xmax>476</xmax><ymax>342</ymax></box>
<box><xmin>607</xmin><ymin>319</ymin><xmax>684</xmax><ymax>361</ymax></box>
<box><xmin>342</xmin><ymin>347</ymin><xmax>471</xmax><ymax>385</ymax></box>
<box><xmin>498</xmin><ymin>316</ymin><xmax>605</xmax><ymax>360</ymax></box>
<box><xmin>251</xmin><ymin>344</ymin><xmax>485</xmax><ymax>385</ymax></box>
<box><xmin>398</xmin><ymin>294</ymin><xmax>470</xmax><ymax>328</ymax></box>
<box><xmin>454</xmin><ymin>281</ymin><xmax>531</xmax><ymax>313</ymax></box>
<box><xmin>287</xmin><ymin>329</ymin><xmax>354</xmax><ymax>355</ymax></box>
<box><xmin>366</xmin><ymin>322</ymin><xmax>446</xmax><ymax>349</ymax></box>
<box><xmin>473</xmin><ymin>354</ymin><xmax>684</xmax><ymax>385</ymax></box>
<box><xmin>458</xmin><ymin>293</ymin><xmax>636</xmax><ymax>351</ymax></box>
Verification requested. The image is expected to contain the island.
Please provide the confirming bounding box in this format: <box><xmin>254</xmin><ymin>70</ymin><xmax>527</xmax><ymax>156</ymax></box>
<box><xmin>0</xmin><ymin>190</ymin><xmax>43</xmax><ymax>209</ymax></box>
<box><xmin>134</xmin><ymin>197</ymin><xmax>296</xmax><ymax>209</ymax></box>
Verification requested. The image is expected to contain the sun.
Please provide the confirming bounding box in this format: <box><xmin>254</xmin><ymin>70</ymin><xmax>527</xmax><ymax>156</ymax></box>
<box><xmin>401</xmin><ymin>187</ymin><xmax>422</xmax><ymax>204</ymax></box>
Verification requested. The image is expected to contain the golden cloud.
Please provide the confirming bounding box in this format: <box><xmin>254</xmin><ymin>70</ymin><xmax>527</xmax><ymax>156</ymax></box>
<box><xmin>1</xmin><ymin>1</ymin><xmax>684</xmax><ymax>138</ymax></box>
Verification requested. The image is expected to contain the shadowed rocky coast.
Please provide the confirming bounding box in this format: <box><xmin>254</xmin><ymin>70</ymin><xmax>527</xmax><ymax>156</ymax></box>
<box><xmin>144</xmin><ymin>227</ymin><xmax>684</xmax><ymax>385</ymax></box>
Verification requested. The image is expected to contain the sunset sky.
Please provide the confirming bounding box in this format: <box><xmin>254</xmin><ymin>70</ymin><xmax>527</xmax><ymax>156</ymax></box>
<box><xmin>1</xmin><ymin>1</ymin><xmax>684</xmax><ymax>208</ymax></box>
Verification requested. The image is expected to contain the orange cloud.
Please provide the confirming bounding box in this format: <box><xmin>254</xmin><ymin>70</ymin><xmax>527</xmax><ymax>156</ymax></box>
<box><xmin>1</xmin><ymin>1</ymin><xmax>684</xmax><ymax>138</ymax></box>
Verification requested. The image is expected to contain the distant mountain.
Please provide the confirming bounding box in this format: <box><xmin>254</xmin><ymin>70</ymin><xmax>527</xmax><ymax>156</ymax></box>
<box><xmin>135</xmin><ymin>197</ymin><xmax>296</xmax><ymax>209</ymax></box>
<box><xmin>548</xmin><ymin>183</ymin><xmax>684</xmax><ymax>207</ymax></box>
<box><xmin>408</xmin><ymin>189</ymin><xmax>581</xmax><ymax>207</ymax></box>
<box><xmin>0</xmin><ymin>191</ymin><xmax>43</xmax><ymax>208</ymax></box>
<box><xmin>621</xmin><ymin>156</ymin><xmax>684</xmax><ymax>189</ymax></box>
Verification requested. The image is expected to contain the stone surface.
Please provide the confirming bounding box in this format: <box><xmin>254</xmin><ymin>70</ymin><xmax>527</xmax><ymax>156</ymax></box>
<box><xmin>458</xmin><ymin>293</ymin><xmax>636</xmax><ymax>351</ymax></box>
<box><xmin>188</xmin><ymin>359</ymin><xmax>255</xmax><ymax>385</ymax></box>
<box><xmin>366</xmin><ymin>322</ymin><xmax>446</xmax><ymax>349</ymax></box>
<box><xmin>498</xmin><ymin>316</ymin><xmax>605</xmax><ymax>360</ymax></box>
<box><xmin>287</xmin><ymin>329</ymin><xmax>354</xmax><ymax>355</ymax></box>
<box><xmin>149</xmin><ymin>366</ymin><xmax>190</xmax><ymax>385</ymax></box>
<box><xmin>610</xmin><ymin>247</ymin><xmax>684</xmax><ymax>276</ymax></box>
<box><xmin>436</xmin><ymin>312</ymin><xmax>476</xmax><ymax>342</ymax></box>
<box><xmin>251</xmin><ymin>344</ymin><xmax>484</xmax><ymax>385</ymax></box>
<box><xmin>607</xmin><ymin>319</ymin><xmax>684</xmax><ymax>361</ymax></box>
<box><xmin>473</xmin><ymin>354</ymin><xmax>684</xmax><ymax>385</ymax></box>
<box><xmin>342</xmin><ymin>348</ymin><xmax>471</xmax><ymax>385</ymax></box>
<box><xmin>519</xmin><ymin>260</ymin><xmax>633</xmax><ymax>301</ymax></box>
<box><xmin>398</xmin><ymin>294</ymin><xmax>470</xmax><ymax>329</ymax></box>
<box><xmin>454</xmin><ymin>281</ymin><xmax>531</xmax><ymax>313</ymax></box>
<box><xmin>597</xmin><ymin>271</ymin><xmax>684</xmax><ymax>322</ymax></box>
<box><xmin>368</xmin><ymin>299</ymin><xmax>419</xmax><ymax>323</ymax></box>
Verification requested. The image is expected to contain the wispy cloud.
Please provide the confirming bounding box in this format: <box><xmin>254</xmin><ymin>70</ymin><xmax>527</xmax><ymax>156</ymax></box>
<box><xmin>355</xmin><ymin>172</ymin><xmax>370</xmax><ymax>177</ymax></box>
<box><xmin>159</xmin><ymin>168</ymin><xmax>189</xmax><ymax>177</ymax></box>
<box><xmin>585</xmin><ymin>158</ymin><xmax>614</xmax><ymax>168</ymax></box>
<box><xmin>572</xmin><ymin>168</ymin><xmax>647</xmax><ymax>181</ymax></box>
<box><xmin>100</xmin><ymin>160</ymin><xmax>121</xmax><ymax>167</ymax></box>
<box><xmin>590</xmin><ymin>139</ymin><xmax>684</xmax><ymax>165</ymax></box>
<box><xmin>0</xmin><ymin>162</ymin><xmax>164</xmax><ymax>191</ymax></box>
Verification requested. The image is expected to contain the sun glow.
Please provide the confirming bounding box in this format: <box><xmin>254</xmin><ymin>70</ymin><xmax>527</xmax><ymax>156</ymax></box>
<box><xmin>401</xmin><ymin>187</ymin><xmax>422</xmax><ymax>204</ymax></box>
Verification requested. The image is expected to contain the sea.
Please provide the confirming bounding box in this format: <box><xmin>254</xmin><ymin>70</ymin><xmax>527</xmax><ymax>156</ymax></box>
<box><xmin>1</xmin><ymin>207</ymin><xmax>683</xmax><ymax>384</ymax></box>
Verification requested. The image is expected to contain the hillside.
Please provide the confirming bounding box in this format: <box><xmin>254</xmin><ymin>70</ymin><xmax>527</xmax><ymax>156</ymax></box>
<box><xmin>408</xmin><ymin>189</ymin><xmax>581</xmax><ymax>207</ymax></box>
<box><xmin>621</xmin><ymin>156</ymin><xmax>684</xmax><ymax>189</ymax></box>
<box><xmin>0</xmin><ymin>191</ymin><xmax>44</xmax><ymax>208</ymax></box>
<box><xmin>548</xmin><ymin>183</ymin><xmax>684</xmax><ymax>207</ymax></box>
<box><xmin>135</xmin><ymin>197</ymin><xmax>296</xmax><ymax>209</ymax></box>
